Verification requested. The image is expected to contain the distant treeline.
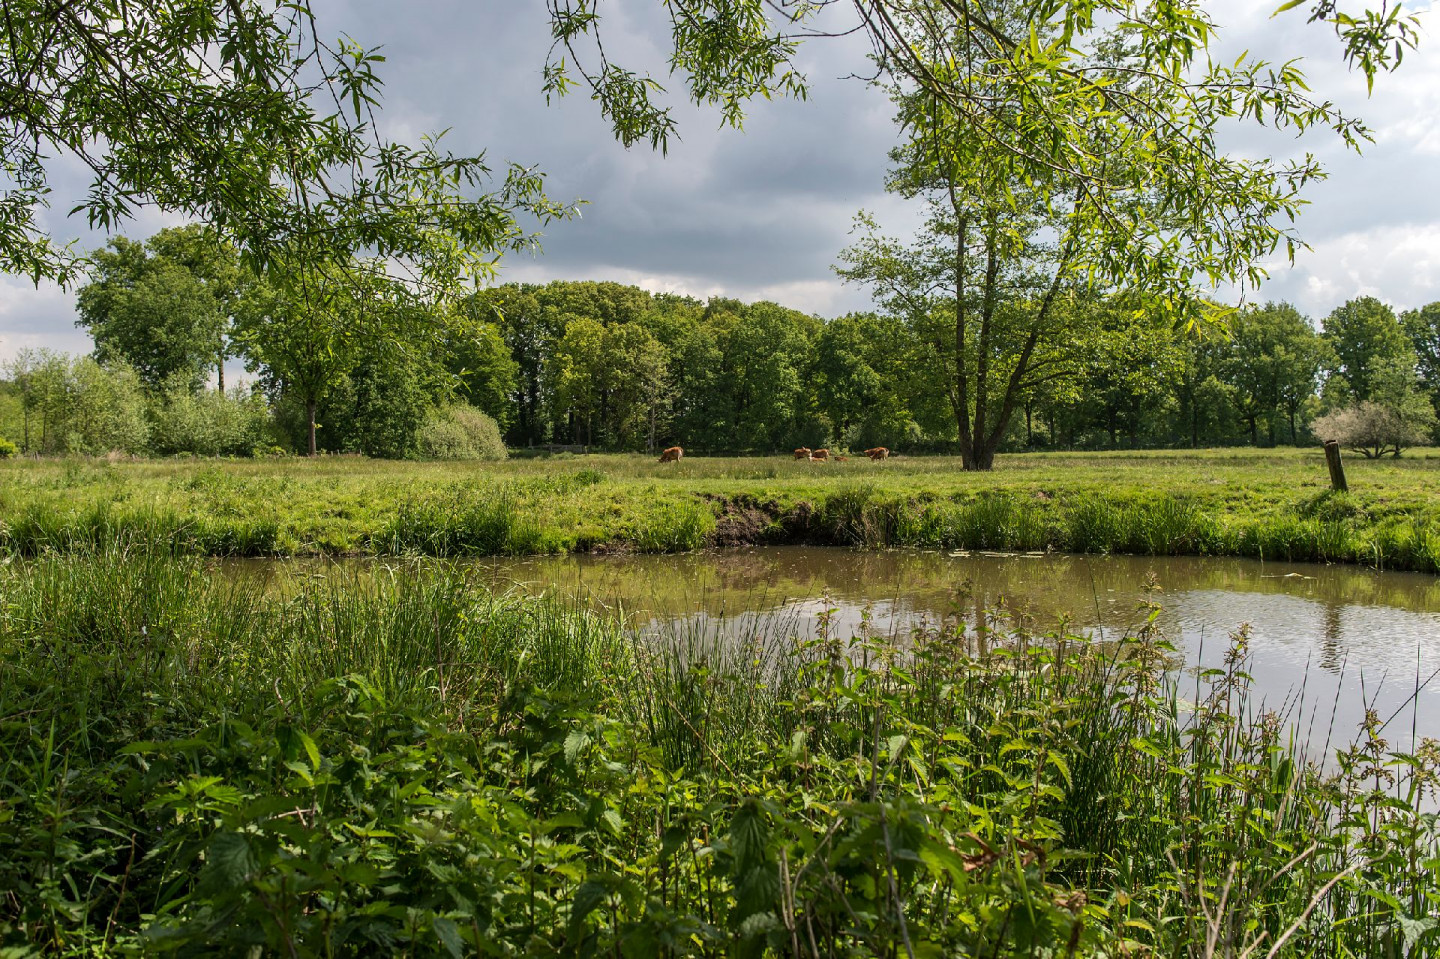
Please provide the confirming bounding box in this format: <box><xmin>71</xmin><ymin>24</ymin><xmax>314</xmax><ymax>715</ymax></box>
<box><xmin>2</xmin><ymin>225</ymin><xmax>1439</xmax><ymax>459</ymax></box>
<box><xmin>467</xmin><ymin>281</ymin><xmax>1440</xmax><ymax>455</ymax></box>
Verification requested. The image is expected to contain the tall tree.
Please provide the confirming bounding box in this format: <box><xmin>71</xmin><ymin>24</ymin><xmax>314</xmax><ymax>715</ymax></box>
<box><xmin>1400</xmin><ymin>302</ymin><xmax>1440</xmax><ymax>423</ymax></box>
<box><xmin>235</xmin><ymin>269</ymin><xmax>382</xmax><ymax>455</ymax></box>
<box><xmin>1223</xmin><ymin>303</ymin><xmax>1327</xmax><ymax>446</ymax></box>
<box><xmin>1322</xmin><ymin>297</ymin><xmax>1414</xmax><ymax>403</ymax></box>
<box><xmin>815</xmin><ymin>312</ymin><xmax>920</xmax><ymax>450</ymax></box>
<box><xmin>721</xmin><ymin>302</ymin><xmax>820</xmax><ymax>451</ymax></box>
<box><xmin>75</xmin><ymin>227</ymin><xmax>242</xmax><ymax>390</ymax></box>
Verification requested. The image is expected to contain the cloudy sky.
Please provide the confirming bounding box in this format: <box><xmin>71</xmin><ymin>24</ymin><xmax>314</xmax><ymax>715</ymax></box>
<box><xmin>2</xmin><ymin>0</ymin><xmax>1437</xmax><ymax>361</ymax></box>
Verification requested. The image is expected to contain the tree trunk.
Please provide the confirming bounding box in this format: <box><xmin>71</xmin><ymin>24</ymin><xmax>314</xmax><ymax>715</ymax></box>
<box><xmin>217</xmin><ymin>354</ymin><xmax>225</xmax><ymax>393</ymax></box>
<box><xmin>306</xmin><ymin>399</ymin><xmax>317</xmax><ymax>456</ymax></box>
<box><xmin>1025</xmin><ymin>401</ymin><xmax>1033</xmax><ymax>447</ymax></box>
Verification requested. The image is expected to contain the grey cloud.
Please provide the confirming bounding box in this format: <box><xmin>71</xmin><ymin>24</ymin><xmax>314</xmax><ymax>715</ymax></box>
<box><xmin>5</xmin><ymin>0</ymin><xmax>1440</xmax><ymax>357</ymax></box>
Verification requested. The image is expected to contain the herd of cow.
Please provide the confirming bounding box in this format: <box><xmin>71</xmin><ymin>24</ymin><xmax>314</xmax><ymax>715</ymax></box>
<box><xmin>655</xmin><ymin>446</ymin><xmax>889</xmax><ymax>463</ymax></box>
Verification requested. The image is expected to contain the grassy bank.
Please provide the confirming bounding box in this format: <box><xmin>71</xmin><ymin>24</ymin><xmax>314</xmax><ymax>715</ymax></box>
<box><xmin>3</xmin><ymin>449</ymin><xmax>1440</xmax><ymax>569</ymax></box>
<box><xmin>0</xmin><ymin>549</ymin><xmax>1435</xmax><ymax>956</ymax></box>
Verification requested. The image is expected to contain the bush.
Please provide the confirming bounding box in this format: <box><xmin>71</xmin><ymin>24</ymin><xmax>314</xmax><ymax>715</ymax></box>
<box><xmin>149</xmin><ymin>382</ymin><xmax>274</xmax><ymax>456</ymax></box>
<box><xmin>0</xmin><ymin>437</ymin><xmax>16</xmax><ymax>458</ymax></box>
<box><xmin>1311</xmin><ymin>400</ymin><xmax>1434</xmax><ymax>458</ymax></box>
<box><xmin>415</xmin><ymin>404</ymin><xmax>507</xmax><ymax>460</ymax></box>
<box><xmin>4</xmin><ymin>352</ymin><xmax>149</xmax><ymax>453</ymax></box>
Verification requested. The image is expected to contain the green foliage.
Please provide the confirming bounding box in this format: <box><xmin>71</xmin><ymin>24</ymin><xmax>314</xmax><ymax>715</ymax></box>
<box><xmin>415</xmin><ymin>405</ymin><xmax>508</xmax><ymax>461</ymax></box>
<box><xmin>0</xmin><ymin>551</ymin><xmax>1436</xmax><ymax>956</ymax></box>
<box><xmin>378</xmin><ymin>487</ymin><xmax>548</xmax><ymax>555</ymax></box>
<box><xmin>5</xmin><ymin>451</ymin><xmax>1440</xmax><ymax>570</ymax></box>
<box><xmin>75</xmin><ymin>226</ymin><xmax>241</xmax><ymax>390</ymax></box>
<box><xmin>0</xmin><ymin>437</ymin><xmax>15</xmax><ymax>458</ymax></box>
<box><xmin>3</xmin><ymin>351</ymin><xmax>150</xmax><ymax>454</ymax></box>
<box><xmin>0</xmin><ymin>0</ymin><xmax>569</xmax><ymax>290</ymax></box>
<box><xmin>628</xmin><ymin>499</ymin><xmax>717</xmax><ymax>552</ymax></box>
<box><xmin>1323</xmin><ymin>296</ymin><xmax>1416</xmax><ymax>404</ymax></box>
<box><xmin>149</xmin><ymin>382</ymin><xmax>275</xmax><ymax>456</ymax></box>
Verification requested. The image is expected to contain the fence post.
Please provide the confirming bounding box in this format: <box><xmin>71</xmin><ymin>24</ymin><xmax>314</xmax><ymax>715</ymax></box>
<box><xmin>1323</xmin><ymin>440</ymin><xmax>1348</xmax><ymax>492</ymax></box>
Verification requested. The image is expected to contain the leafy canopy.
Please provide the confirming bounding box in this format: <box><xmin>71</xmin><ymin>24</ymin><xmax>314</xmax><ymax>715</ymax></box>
<box><xmin>549</xmin><ymin>0</ymin><xmax>1416</xmax><ymax>307</ymax></box>
<box><xmin>1</xmin><ymin>0</ymin><xmax>570</xmax><ymax>289</ymax></box>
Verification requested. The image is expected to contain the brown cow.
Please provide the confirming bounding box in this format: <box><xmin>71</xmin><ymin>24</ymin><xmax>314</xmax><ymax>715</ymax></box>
<box><xmin>810</xmin><ymin>448</ymin><xmax>830</xmax><ymax>462</ymax></box>
<box><xmin>864</xmin><ymin>447</ymin><xmax>890</xmax><ymax>461</ymax></box>
<box><xmin>835</xmin><ymin>455</ymin><xmax>849</xmax><ymax>462</ymax></box>
<box><xmin>793</xmin><ymin>447</ymin><xmax>812</xmax><ymax>460</ymax></box>
<box><xmin>659</xmin><ymin>446</ymin><xmax>684</xmax><ymax>463</ymax></box>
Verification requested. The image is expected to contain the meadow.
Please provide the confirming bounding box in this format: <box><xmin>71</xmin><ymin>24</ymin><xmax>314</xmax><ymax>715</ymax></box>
<box><xmin>3</xmin><ymin>448</ymin><xmax>1440</xmax><ymax>569</ymax></box>
<box><xmin>0</xmin><ymin>547</ymin><xmax>1435</xmax><ymax>956</ymax></box>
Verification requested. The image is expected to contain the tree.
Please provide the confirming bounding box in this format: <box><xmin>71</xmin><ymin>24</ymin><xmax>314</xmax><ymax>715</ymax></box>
<box><xmin>815</xmin><ymin>312</ymin><xmax>919</xmax><ymax>450</ymax></box>
<box><xmin>547</xmin><ymin>318</ymin><xmax>669</xmax><ymax>449</ymax></box>
<box><xmin>2</xmin><ymin>0</ymin><xmax>570</xmax><ymax>291</ymax></box>
<box><xmin>4</xmin><ymin>0</ymin><xmax>1412</xmax><ymax>299</ymax></box>
<box><xmin>1074</xmin><ymin>306</ymin><xmax>1185</xmax><ymax>449</ymax></box>
<box><xmin>1312</xmin><ymin>401</ymin><xmax>1432</xmax><ymax>459</ymax></box>
<box><xmin>1223</xmin><ymin>303</ymin><xmax>1327</xmax><ymax>446</ymax></box>
<box><xmin>552</xmin><ymin>2</ymin><xmax>1413</xmax><ymax>309</ymax></box>
<box><xmin>444</xmin><ymin>313</ymin><xmax>520</xmax><ymax>431</ymax></box>
<box><xmin>75</xmin><ymin>227</ymin><xmax>242</xmax><ymax>391</ymax></box>
<box><xmin>234</xmin><ymin>271</ymin><xmax>371</xmax><ymax>456</ymax></box>
<box><xmin>1400</xmin><ymin>301</ymin><xmax>1440</xmax><ymax>430</ymax></box>
<box><xmin>1171</xmin><ymin>333</ymin><xmax>1237</xmax><ymax>449</ymax></box>
<box><xmin>1322</xmin><ymin>297</ymin><xmax>1413</xmax><ymax>405</ymax></box>
<box><xmin>721</xmin><ymin>302</ymin><xmax>820</xmax><ymax>451</ymax></box>
<box><xmin>547</xmin><ymin>316</ymin><xmax>607</xmax><ymax>448</ymax></box>
<box><xmin>2</xmin><ymin>350</ymin><xmax>147</xmax><ymax>453</ymax></box>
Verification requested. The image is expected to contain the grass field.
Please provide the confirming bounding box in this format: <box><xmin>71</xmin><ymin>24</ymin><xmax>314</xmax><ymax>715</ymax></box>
<box><xmin>3</xmin><ymin>448</ymin><xmax>1440</xmax><ymax>568</ymax></box>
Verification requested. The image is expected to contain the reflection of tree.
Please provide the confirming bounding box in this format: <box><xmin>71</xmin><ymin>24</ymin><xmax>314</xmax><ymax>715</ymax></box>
<box><xmin>1319</xmin><ymin>602</ymin><xmax>1344</xmax><ymax>674</ymax></box>
<box><xmin>455</xmin><ymin>550</ymin><xmax>1440</xmax><ymax>656</ymax></box>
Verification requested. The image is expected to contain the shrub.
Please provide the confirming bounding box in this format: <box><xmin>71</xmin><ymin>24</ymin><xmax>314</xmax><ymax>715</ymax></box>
<box><xmin>415</xmin><ymin>403</ymin><xmax>507</xmax><ymax>460</ymax></box>
<box><xmin>4</xmin><ymin>352</ymin><xmax>149</xmax><ymax>453</ymax></box>
<box><xmin>1311</xmin><ymin>400</ymin><xmax>1434</xmax><ymax>458</ymax></box>
<box><xmin>149</xmin><ymin>382</ymin><xmax>274</xmax><ymax>456</ymax></box>
<box><xmin>0</xmin><ymin>437</ymin><xmax>16</xmax><ymax>458</ymax></box>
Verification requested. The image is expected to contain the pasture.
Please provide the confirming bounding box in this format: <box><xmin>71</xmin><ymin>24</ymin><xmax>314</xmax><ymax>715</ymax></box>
<box><xmin>3</xmin><ymin>447</ymin><xmax>1440</xmax><ymax>568</ymax></box>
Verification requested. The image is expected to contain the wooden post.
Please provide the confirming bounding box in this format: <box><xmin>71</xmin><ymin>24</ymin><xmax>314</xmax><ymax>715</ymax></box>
<box><xmin>1324</xmin><ymin>440</ymin><xmax>1348</xmax><ymax>493</ymax></box>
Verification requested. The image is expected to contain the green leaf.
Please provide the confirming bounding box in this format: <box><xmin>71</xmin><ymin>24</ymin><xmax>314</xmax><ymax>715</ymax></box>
<box><xmin>564</xmin><ymin>729</ymin><xmax>590</xmax><ymax>765</ymax></box>
<box><xmin>432</xmin><ymin>916</ymin><xmax>465</xmax><ymax>959</ymax></box>
<box><xmin>201</xmin><ymin>832</ymin><xmax>256</xmax><ymax>893</ymax></box>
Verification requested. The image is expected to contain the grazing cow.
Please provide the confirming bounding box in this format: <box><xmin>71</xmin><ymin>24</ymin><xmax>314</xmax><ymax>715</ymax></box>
<box><xmin>793</xmin><ymin>447</ymin><xmax>812</xmax><ymax>460</ymax></box>
<box><xmin>864</xmin><ymin>447</ymin><xmax>890</xmax><ymax>461</ymax></box>
<box><xmin>659</xmin><ymin>446</ymin><xmax>683</xmax><ymax>463</ymax></box>
<box><xmin>835</xmin><ymin>455</ymin><xmax>849</xmax><ymax>462</ymax></box>
<box><xmin>811</xmin><ymin>448</ymin><xmax>830</xmax><ymax>462</ymax></box>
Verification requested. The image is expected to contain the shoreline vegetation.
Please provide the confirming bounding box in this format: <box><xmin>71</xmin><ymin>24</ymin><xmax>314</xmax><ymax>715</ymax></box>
<box><xmin>0</xmin><ymin>549</ymin><xmax>1434</xmax><ymax>955</ymax></box>
<box><xmin>3</xmin><ymin>449</ymin><xmax>1440</xmax><ymax>571</ymax></box>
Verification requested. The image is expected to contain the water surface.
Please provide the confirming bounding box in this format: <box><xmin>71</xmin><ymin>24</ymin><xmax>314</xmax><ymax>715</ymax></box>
<box><xmin>241</xmin><ymin>547</ymin><xmax>1440</xmax><ymax>751</ymax></box>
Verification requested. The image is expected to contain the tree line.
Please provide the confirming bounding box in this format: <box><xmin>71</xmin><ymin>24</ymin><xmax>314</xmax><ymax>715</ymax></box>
<box><xmin>1</xmin><ymin>224</ymin><xmax>1437</xmax><ymax>461</ymax></box>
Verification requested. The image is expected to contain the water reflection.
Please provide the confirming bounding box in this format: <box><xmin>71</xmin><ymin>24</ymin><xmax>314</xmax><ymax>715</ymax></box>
<box><xmin>229</xmin><ymin>547</ymin><xmax>1440</xmax><ymax>750</ymax></box>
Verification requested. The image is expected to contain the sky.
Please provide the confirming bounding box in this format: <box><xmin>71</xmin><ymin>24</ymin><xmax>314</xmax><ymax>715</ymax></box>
<box><xmin>2</xmin><ymin>0</ymin><xmax>1438</xmax><ymax>362</ymax></box>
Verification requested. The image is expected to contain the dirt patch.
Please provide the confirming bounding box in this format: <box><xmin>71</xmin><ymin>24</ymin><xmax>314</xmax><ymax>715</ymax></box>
<box><xmin>702</xmin><ymin>493</ymin><xmax>791</xmax><ymax>547</ymax></box>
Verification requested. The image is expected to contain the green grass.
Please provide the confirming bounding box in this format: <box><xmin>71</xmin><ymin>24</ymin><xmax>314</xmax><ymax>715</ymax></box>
<box><xmin>3</xmin><ymin>448</ymin><xmax>1440</xmax><ymax>569</ymax></box>
<box><xmin>0</xmin><ymin>549</ymin><xmax>1435</xmax><ymax>956</ymax></box>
